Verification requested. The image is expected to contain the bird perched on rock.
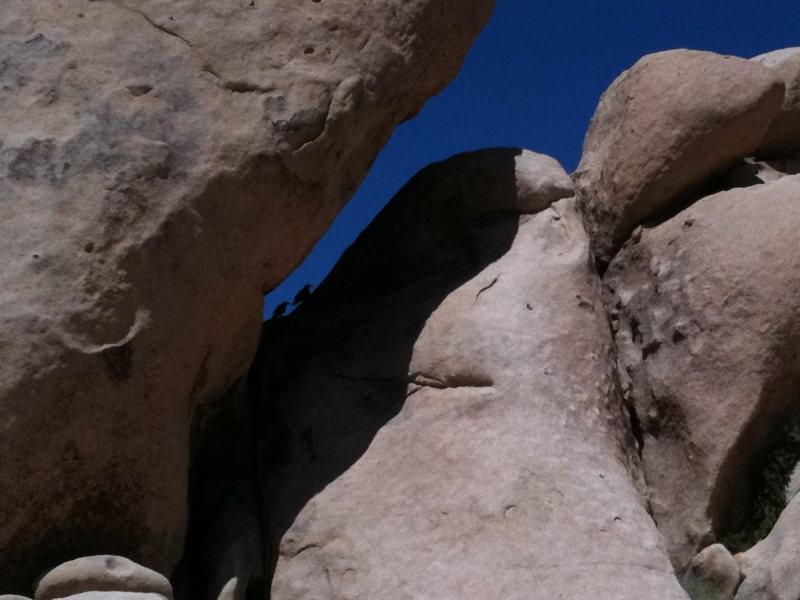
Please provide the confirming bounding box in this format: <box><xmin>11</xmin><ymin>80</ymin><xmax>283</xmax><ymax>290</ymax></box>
<box><xmin>272</xmin><ymin>301</ymin><xmax>289</xmax><ymax>319</ymax></box>
<box><xmin>292</xmin><ymin>284</ymin><xmax>314</xmax><ymax>306</ymax></box>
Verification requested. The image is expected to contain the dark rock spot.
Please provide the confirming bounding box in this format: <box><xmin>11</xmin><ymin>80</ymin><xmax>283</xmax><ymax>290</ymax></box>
<box><xmin>630</xmin><ymin>315</ymin><xmax>642</xmax><ymax>344</ymax></box>
<box><xmin>127</xmin><ymin>84</ymin><xmax>153</xmax><ymax>97</ymax></box>
<box><xmin>672</xmin><ymin>329</ymin><xmax>686</xmax><ymax>344</ymax></box>
<box><xmin>154</xmin><ymin>164</ymin><xmax>170</xmax><ymax>179</ymax></box>
<box><xmin>304</xmin><ymin>46</ymin><xmax>315</xmax><ymax>55</ymax></box>
<box><xmin>83</xmin><ymin>242</ymin><xmax>95</xmax><ymax>254</ymax></box>
<box><xmin>642</xmin><ymin>339</ymin><xmax>662</xmax><ymax>359</ymax></box>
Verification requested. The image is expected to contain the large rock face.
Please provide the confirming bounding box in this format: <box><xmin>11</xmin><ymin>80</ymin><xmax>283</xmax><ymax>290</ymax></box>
<box><xmin>575</xmin><ymin>49</ymin><xmax>784</xmax><ymax>266</ymax></box>
<box><xmin>255</xmin><ymin>149</ymin><xmax>690</xmax><ymax>599</ymax></box>
<box><xmin>605</xmin><ymin>174</ymin><xmax>800</xmax><ymax>571</ymax></box>
<box><xmin>0</xmin><ymin>0</ymin><xmax>494</xmax><ymax>590</ymax></box>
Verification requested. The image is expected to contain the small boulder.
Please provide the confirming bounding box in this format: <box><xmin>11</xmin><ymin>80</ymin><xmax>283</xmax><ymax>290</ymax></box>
<box><xmin>34</xmin><ymin>556</ymin><xmax>172</xmax><ymax>600</ymax></box>
<box><xmin>681</xmin><ymin>544</ymin><xmax>741</xmax><ymax>600</ymax></box>
<box><xmin>753</xmin><ymin>48</ymin><xmax>800</xmax><ymax>157</ymax></box>
<box><xmin>575</xmin><ymin>49</ymin><xmax>784</xmax><ymax>265</ymax></box>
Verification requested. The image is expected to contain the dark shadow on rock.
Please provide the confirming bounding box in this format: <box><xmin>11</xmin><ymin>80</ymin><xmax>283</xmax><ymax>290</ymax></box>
<box><xmin>248</xmin><ymin>149</ymin><xmax>527</xmax><ymax>597</ymax></box>
<box><xmin>173</xmin><ymin>379</ymin><xmax>265</xmax><ymax>600</ymax></box>
<box><xmin>710</xmin><ymin>337</ymin><xmax>800</xmax><ymax>551</ymax></box>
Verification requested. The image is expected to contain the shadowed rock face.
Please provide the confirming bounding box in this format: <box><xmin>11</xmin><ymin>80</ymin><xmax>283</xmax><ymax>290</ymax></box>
<box><xmin>254</xmin><ymin>149</ymin><xmax>691</xmax><ymax>599</ymax></box>
<box><xmin>0</xmin><ymin>0</ymin><xmax>494</xmax><ymax>591</ymax></box>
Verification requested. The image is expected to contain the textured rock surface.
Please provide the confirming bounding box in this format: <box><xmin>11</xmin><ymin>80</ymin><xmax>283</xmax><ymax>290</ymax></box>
<box><xmin>0</xmin><ymin>0</ymin><xmax>493</xmax><ymax>590</ymax></box>
<box><xmin>606</xmin><ymin>175</ymin><xmax>800</xmax><ymax>570</ymax></box>
<box><xmin>575</xmin><ymin>49</ymin><xmax>784</xmax><ymax>266</ymax></box>
<box><xmin>753</xmin><ymin>48</ymin><xmax>800</xmax><ymax>157</ymax></box>
<box><xmin>681</xmin><ymin>544</ymin><xmax>741</xmax><ymax>600</ymax></box>
<box><xmin>35</xmin><ymin>555</ymin><xmax>172</xmax><ymax>600</ymax></box>
<box><xmin>255</xmin><ymin>149</ymin><xmax>689</xmax><ymax>599</ymax></box>
<box><xmin>735</xmin><ymin>493</ymin><xmax>800</xmax><ymax>600</ymax></box>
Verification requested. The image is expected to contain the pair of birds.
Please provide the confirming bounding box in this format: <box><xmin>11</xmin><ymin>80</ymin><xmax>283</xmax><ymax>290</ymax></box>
<box><xmin>271</xmin><ymin>284</ymin><xmax>313</xmax><ymax>319</ymax></box>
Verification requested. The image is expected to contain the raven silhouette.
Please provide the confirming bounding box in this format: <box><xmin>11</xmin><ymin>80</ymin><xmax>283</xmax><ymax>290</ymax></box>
<box><xmin>292</xmin><ymin>284</ymin><xmax>313</xmax><ymax>306</ymax></box>
<box><xmin>271</xmin><ymin>301</ymin><xmax>289</xmax><ymax>319</ymax></box>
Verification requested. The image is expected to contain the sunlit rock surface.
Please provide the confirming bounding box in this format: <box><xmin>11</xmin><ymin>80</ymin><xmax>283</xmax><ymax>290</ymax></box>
<box><xmin>0</xmin><ymin>0</ymin><xmax>494</xmax><ymax>591</ymax></box>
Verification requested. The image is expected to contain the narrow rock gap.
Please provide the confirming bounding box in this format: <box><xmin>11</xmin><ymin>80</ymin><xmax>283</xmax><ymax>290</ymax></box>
<box><xmin>627</xmin><ymin>401</ymin><xmax>645</xmax><ymax>458</ymax></box>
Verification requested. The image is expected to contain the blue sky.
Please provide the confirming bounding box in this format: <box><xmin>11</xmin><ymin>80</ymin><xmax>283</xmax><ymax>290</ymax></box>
<box><xmin>265</xmin><ymin>1</ymin><xmax>800</xmax><ymax>317</ymax></box>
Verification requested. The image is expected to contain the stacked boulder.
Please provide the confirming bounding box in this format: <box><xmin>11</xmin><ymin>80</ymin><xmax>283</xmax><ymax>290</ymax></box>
<box><xmin>579</xmin><ymin>48</ymin><xmax>800</xmax><ymax>599</ymax></box>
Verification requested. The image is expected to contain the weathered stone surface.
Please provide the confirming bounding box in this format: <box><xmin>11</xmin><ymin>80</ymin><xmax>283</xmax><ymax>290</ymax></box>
<box><xmin>0</xmin><ymin>595</ymin><xmax>32</xmax><ymax>600</ymax></box>
<box><xmin>735</xmin><ymin>492</ymin><xmax>800</xmax><ymax>600</ymax></box>
<box><xmin>681</xmin><ymin>544</ymin><xmax>741</xmax><ymax>600</ymax></box>
<box><xmin>575</xmin><ymin>49</ymin><xmax>784</xmax><ymax>266</ymax></box>
<box><xmin>606</xmin><ymin>175</ymin><xmax>800</xmax><ymax>571</ymax></box>
<box><xmin>255</xmin><ymin>148</ymin><xmax>689</xmax><ymax>599</ymax></box>
<box><xmin>753</xmin><ymin>48</ymin><xmax>800</xmax><ymax>157</ymax></box>
<box><xmin>34</xmin><ymin>555</ymin><xmax>172</xmax><ymax>600</ymax></box>
<box><xmin>0</xmin><ymin>0</ymin><xmax>494</xmax><ymax>590</ymax></box>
